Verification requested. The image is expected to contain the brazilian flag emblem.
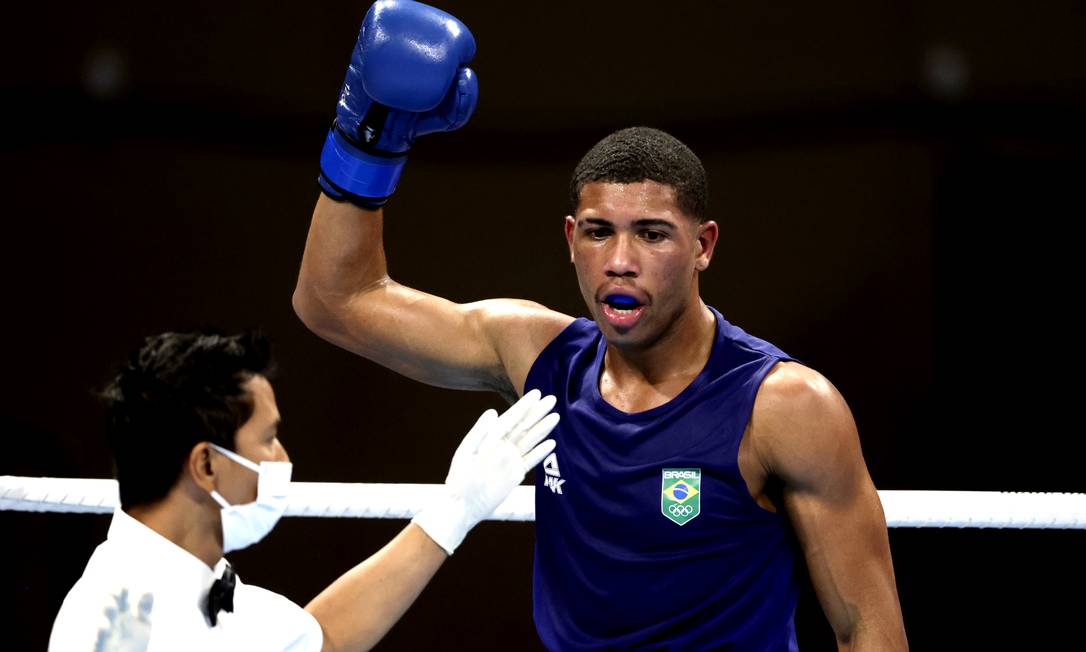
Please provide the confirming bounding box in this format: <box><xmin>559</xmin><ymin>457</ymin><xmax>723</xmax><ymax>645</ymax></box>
<box><xmin>661</xmin><ymin>468</ymin><xmax>701</xmax><ymax>525</ymax></box>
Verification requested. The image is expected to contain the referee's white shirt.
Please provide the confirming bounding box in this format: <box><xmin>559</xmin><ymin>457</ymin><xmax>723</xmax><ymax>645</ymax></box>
<box><xmin>49</xmin><ymin>508</ymin><xmax>323</xmax><ymax>651</ymax></box>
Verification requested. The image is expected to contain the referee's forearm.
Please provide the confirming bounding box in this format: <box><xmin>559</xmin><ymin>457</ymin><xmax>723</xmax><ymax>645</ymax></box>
<box><xmin>305</xmin><ymin>522</ymin><xmax>447</xmax><ymax>652</ymax></box>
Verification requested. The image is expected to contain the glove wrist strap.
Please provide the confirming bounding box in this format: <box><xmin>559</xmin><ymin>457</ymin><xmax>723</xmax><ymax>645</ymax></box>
<box><xmin>412</xmin><ymin>491</ymin><xmax>473</xmax><ymax>556</ymax></box>
<box><xmin>319</xmin><ymin>128</ymin><xmax>407</xmax><ymax>205</ymax></box>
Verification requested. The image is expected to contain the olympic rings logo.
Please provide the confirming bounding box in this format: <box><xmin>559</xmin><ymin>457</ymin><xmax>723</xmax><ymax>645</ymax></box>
<box><xmin>669</xmin><ymin>504</ymin><xmax>695</xmax><ymax>517</ymax></box>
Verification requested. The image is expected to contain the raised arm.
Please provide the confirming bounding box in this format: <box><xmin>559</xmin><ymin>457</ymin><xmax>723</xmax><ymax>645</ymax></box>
<box><xmin>294</xmin><ymin>197</ymin><xmax>568</xmax><ymax>398</ymax></box>
<box><xmin>292</xmin><ymin>1</ymin><xmax>570</xmax><ymax>399</ymax></box>
<box><xmin>750</xmin><ymin>362</ymin><xmax>908</xmax><ymax>651</ymax></box>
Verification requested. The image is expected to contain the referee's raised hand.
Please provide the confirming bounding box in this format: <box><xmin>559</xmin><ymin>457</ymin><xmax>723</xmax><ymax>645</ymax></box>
<box><xmin>413</xmin><ymin>390</ymin><xmax>559</xmax><ymax>555</ymax></box>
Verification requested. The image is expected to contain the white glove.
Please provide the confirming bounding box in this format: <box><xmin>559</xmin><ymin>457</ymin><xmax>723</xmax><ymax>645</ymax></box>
<box><xmin>413</xmin><ymin>389</ymin><xmax>559</xmax><ymax>555</ymax></box>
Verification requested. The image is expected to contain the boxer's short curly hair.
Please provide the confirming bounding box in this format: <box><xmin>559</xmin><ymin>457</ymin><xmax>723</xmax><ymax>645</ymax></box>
<box><xmin>569</xmin><ymin>126</ymin><xmax>708</xmax><ymax>222</ymax></box>
<box><xmin>102</xmin><ymin>330</ymin><xmax>273</xmax><ymax>509</ymax></box>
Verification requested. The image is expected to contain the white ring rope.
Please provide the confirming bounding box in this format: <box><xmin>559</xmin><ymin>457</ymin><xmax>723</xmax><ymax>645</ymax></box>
<box><xmin>2</xmin><ymin>476</ymin><xmax>1084</xmax><ymax>529</ymax></box>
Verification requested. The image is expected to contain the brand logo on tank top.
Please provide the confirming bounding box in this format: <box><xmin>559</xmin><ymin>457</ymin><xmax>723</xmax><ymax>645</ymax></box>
<box><xmin>542</xmin><ymin>452</ymin><xmax>565</xmax><ymax>494</ymax></box>
<box><xmin>661</xmin><ymin>468</ymin><xmax>701</xmax><ymax>525</ymax></box>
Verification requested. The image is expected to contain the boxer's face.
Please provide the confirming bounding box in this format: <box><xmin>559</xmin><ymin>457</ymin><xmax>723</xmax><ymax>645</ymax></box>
<box><xmin>212</xmin><ymin>374</ymin><xmax>290</xmax><ymax>505</ymax></box>
<box><xmin>566</xmin><ymin>180</ymin><xmax>716</xmax><ymax>350</ymax></box>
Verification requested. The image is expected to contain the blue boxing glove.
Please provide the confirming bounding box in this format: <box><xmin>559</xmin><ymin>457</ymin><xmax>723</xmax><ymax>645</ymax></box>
<box><xmin>318</xmin><ymin>0</ymin><xmax>479</xmax><ymax>209</ymax></box>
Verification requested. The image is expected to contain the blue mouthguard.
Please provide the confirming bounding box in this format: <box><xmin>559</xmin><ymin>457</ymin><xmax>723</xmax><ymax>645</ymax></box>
<box><xmin>607</xmin><ymin>295</ymin><xmax>640</xmax><ymax>308</ymax></box>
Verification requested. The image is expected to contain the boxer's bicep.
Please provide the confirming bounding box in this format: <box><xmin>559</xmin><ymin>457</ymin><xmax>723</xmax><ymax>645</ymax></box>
<box><xmin>305</xmin><ymin>279</ymin><xmax>570</xmax><ymax>396</ymax></box>
<box><xmin>313</xmin><ymin>282</ymin><xmax>509</xmax><ymax>391</ymax></box>
<box><xmin>752</xmin><ymin>364</ymin><xmax>907</xmax><ymax>649</ymax></box>
<box><xmin>474</xmin><ymin>300</ymin><xmax>575</xmax><ymax>399</ymax></box>
<box><xmin>782</xmin><ymin>460</ymin><xmax>903</xmax><ymax>649</ymax></box>
<box><xmin>296</xmin><ymin>196</ymin><xmax>571</xmax><ymax>396</ymax></box>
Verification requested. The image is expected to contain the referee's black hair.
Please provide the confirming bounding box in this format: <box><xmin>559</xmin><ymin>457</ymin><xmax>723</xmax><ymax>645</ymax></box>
<box><xmin>101</xmin><ymin>330</ymin><xmax>273</xmax><ymax>510</ymax></box>
<box><xmin>569</xmin><ymin>127</ymin><xmax>708</xmax><ymax>222</ymax></box>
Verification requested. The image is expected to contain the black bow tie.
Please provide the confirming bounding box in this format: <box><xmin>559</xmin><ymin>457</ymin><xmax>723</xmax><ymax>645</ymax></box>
<box><xmin>205</xmin><ymin>562</ymin><xmax>236</xmax><ymax>627</ymax></box>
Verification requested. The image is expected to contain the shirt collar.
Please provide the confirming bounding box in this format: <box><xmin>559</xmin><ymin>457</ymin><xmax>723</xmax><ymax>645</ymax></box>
<box><xmin>107</xmin><ymin>508</ymin><xmax>225</xmax><ymax>606</ymax></box>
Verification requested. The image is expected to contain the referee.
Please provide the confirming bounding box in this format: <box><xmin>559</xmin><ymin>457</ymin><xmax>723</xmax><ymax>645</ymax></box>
<box><xmin>48</xmin><ymin>331</ymin><xmax>557</xmax><ymax>651</ymax></box>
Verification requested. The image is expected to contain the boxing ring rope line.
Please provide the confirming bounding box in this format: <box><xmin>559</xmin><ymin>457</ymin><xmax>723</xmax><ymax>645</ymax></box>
<box><xmin>2</xmin><ymin>476</ymin><xmax>1085</xmax><ymax>529</ymax></box>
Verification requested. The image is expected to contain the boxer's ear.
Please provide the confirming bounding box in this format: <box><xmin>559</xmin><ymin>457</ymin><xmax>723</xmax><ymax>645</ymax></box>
<box><xmin>565</xmin><ymin>216</ymin><xmax>576</xmax><ymax>263</ymax></box>
<box><xmin>694</xmin><ymin>220</ymin><xmax>719</xmax><ymax>272</ymax></box>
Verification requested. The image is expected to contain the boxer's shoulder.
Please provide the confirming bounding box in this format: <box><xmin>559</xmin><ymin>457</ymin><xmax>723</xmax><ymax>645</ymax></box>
<box><xmin>462</xmin><ymin>298</ymin><xmax>575</xmax><ymax>396</ymax></box>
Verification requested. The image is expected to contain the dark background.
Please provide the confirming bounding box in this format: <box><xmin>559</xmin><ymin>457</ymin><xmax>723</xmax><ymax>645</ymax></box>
<box><xmin>3</xmin><ymin>1</ymin><xmax>1084</xmax><ymax>649</ymax></box>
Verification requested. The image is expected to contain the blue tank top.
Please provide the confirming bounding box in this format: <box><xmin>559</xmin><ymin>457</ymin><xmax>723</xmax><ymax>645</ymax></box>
<box><xmin>526</xmin><ymin>307</ymin><xmax>800</xmax><ymax>651</ymax></box>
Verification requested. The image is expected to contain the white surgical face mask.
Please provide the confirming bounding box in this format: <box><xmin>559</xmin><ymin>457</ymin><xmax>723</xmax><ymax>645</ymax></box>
<box><xmin>207</xmin><ymin>442</ymin><xmax>292</xmax><ymax>553</ymax></box>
